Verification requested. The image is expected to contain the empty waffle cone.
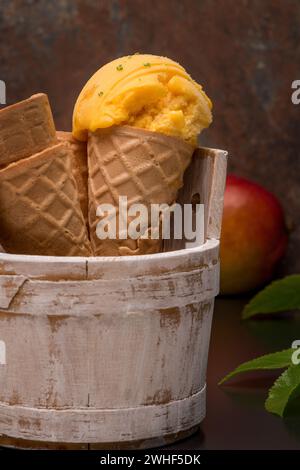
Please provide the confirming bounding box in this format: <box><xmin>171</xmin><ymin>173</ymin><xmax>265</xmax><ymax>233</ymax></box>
<box><xmin>57</xmin><ymin>131</ymin><xmax>88</xmax><ymax>224</ymax></box>
<box><xmin>88</xmin><ymin>126</ymin><xmax>194</xmax><ymax>256</ymax></box>
<box><xmin>0</xmin><ymin>94</ymin><xmax>57</xmax><ymax>168</ymax></box>
<box><xmin>0</xmin><ymin>143</ymin><xmax>92</xmax><ymax>256</ymax></box>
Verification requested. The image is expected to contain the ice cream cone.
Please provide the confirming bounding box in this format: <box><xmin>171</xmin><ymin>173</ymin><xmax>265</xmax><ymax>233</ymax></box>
<box><xmin>88</xmin><ymin>126</ymin><xmax>194</xmax><ymax>256</ymax></box>
<box><xmin>57</xmin><ymin>131</ymin><xmax>88</xmax><ymax>224</ymax></box>
<box><xmin>0</xmin><ymin>143</ymin><xmax>92</xmax><ymax>256</ymax></box>
<box><xmin>0</xmin><ymin>94</ymin><xmax>57</xmax><ymax>168</ymax></box>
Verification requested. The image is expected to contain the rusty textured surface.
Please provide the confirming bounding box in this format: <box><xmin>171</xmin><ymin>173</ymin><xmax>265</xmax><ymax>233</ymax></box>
<box><xmin>0</xmin><ymin>0</ymin><xmax>299</xmax><ymax>270</ymax></box>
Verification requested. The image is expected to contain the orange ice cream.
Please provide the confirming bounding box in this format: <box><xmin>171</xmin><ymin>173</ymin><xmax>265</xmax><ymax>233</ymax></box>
<box><xmin>73</xmin><ymin>54</ymin><xmax>212</xmax><ymax>146</ymax></box>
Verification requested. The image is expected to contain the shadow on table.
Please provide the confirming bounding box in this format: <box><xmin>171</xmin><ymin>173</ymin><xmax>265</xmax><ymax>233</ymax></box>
<box><xmin>165</xmin><ymin>428</ymin><xmax>205</xmax><ymax>450</ymax></box>
<box><xmin>221</xmin><ymin>375</ymin><xmax>300</xmax><ymax>443</ymax></box>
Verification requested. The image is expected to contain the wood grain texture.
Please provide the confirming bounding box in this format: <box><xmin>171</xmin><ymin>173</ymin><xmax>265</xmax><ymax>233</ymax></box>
<box><xmin>0</xmin><ymin>425</ymin><xmax>199</xmax><ymax>450</ymax></box>
<box><xmin>0</xmin><ymin>254</ymin><xmax>87</xmax><ymax>279</ymax></box>
<box><xmin>0</xmin><ymin>237</ymin><xmax>219</xmax><ymax>280</ymax></box>
<box><xmin>0</xmin><ymin>146</ymin><xmax>227</xmax><ymax>446</ymax></box>
<box><xmin>0</xmin><ymin>275</ymin><xmax>27</xmax><ymax>309</ymax></box>
<box><xmin>0</xmin><ymin>387</ymin><xmax>205</xmax><ymax>443</ymax></box>
<box><xmin>164</xmin><ymin>147</ymin><xmax>227</xmax><ymax>252</ymax></box>
<box><xmin>0</xmin><ymin>266</ymin><xmax>219</xmax><ymax>316</ymax></box>
<box><xmin>0</xmin><ymin>244</ymin><xmax>216</xmax><ymax>443</ymax></box>
<box><xmin>198</xmin><ymin>147</ymin><xmax>228</xmax><ymax>240</ymax></box>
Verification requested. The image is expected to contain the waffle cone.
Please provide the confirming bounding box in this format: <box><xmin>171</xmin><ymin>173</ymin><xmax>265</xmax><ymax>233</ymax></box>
<box><xmin>88</xmin><ymin>126</ymin><xmax>194</xmax><ymax>256</ymax></box>
<box><xmin>0</xmin><ymin>94</ymin><xmax>57</xmax><ymax>168</ymax></box>
<box><xmin>57</xmin><ymin>131</ymin><xmax>88</xmax><ymax>224</ymax></box>
<box><xmin>0</xmin><ymin>143</ymin><xmax>92</xmax><ymax>256</ymax></box>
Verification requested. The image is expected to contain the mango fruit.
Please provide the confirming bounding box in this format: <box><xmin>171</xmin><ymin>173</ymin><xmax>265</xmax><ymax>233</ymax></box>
<box><xmin>220</xmin><ymin>175</ymin><xmax>288</xmax><ymax>295</ymax></box>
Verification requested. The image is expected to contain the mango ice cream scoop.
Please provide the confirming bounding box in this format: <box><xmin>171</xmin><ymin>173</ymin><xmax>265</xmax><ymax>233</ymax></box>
<box><xmin>73</xmin><ymin>54</ymin><xmax>213</xmax><ymax>256</ymax></box>
<box><xmin>73</xmin><ymin>54</ymin><xmax>212</xmax><ymax>146</ymax></box>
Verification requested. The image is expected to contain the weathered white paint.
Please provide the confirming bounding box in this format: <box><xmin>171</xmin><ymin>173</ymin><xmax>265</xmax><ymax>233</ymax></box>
<box><xmin>0</xmin><ymin>254</ymin><xmax>87</xmax><ymax>279</ymax></box>
<box><xmin>0</xmin><ymin>387</ymin><xmax>205</xmax><ymax>443</ymax></box>
<box><xmin>0</xmin><ymin>275</ymin><xmax>27</xmax><ymax>309</ymax></box>
<box><xmin>0</xmin><ymin>146</ymin><xmax>227</xmax><ymax>447</ymax></box>
<box><xmin>0</xmin><ymin>258</ymin><xmax>219</xmax><ymax>315</ymax></box>
<box><xmin>0</xmin><ymin>238</ymin><xmax>218</xmax><ymax>280</ymax></box>
<box><xmin>0</xmin><ymin>341</ymin><xmax>5</xmax><ymax>365</ymax></box>
<box><xmin>163</xmin><ymin>147</ymin><xmax>227</xmax><ymax>252</ymax></box>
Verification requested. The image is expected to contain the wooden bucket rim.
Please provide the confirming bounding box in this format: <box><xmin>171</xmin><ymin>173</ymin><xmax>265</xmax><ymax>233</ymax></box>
<box><xmin>0</xmin><ymin>238</ymin><xmax>219</xmax><ymax>266</ymax></box>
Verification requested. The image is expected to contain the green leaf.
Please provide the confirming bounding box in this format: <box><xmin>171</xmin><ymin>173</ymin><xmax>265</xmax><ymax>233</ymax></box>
<box><xmin>265</xmin><ymin>365</ymin><xmax>300</xmax><ymax>417</ymax></box>
<box><xmin>219</xmin><ymin>349</ymin><xmax>293</xmax><ymax>385</ymax></box>
<box><xmin>242</xmin><ymin>275</ymin><xmax>300</xmax><ymax>319</ymax></box>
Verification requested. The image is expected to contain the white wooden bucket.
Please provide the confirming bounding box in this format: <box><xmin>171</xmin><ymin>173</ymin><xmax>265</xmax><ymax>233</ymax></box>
<box><xmin>0</xmin><ymin>147</ymin><xmax>227</xmax><ymax>449</ymax></box>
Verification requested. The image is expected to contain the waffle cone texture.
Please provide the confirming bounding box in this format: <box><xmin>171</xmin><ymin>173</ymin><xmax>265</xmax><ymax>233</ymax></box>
<box><xmin>88</xmin><ymin>126</ymin><xmax>194</xmax><ymax>256</ymax></box>
<box><xmin>0</xmin><ymin>143</ymin><xmax>92</xmax><ymax>256</ymax></box>
<box><xmin>0</xmin><ymin>94</ymin><xmax>91</xmax><ymax>256</ymax></box>
<box><xmin>0</xmin><ymin>94</ymin><xmax>193</xmax><ymax>257</ymax></box>
<box><xmin>57</xmin><ymin>131</ymin><xmax>88</xmax><ymax>225</ymax></box>
<box><xmin>0</xmin><ymin>94</ymin><xmax>57</xmax><ymax>168</ymax></box>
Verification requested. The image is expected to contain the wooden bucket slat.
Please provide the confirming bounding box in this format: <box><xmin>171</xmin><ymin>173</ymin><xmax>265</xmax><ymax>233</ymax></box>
<box><xmin>164</xmin><ymin>147</ymin><xmax>227</xmax><ymax>252</ymax></box>
<box><xmin>0</xmin><ymin>301</ymin><xmax>214</xmax><ymax>410</ymax></box>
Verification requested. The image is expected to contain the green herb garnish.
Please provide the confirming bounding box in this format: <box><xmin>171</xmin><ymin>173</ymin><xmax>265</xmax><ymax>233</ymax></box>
<box><xmin>143</xmin><ymin>62</ymin><xmax>151</xmax><ymax>67</ymax></box>
<box><xmin>98</xmin><ymin>91</ymin><xmax>104</xmax><ymax>97</ymax></box>
<box><xmin>116</xmin><ymin>64</ymin><xmax>123</xmax><ymax>71</ymax></box>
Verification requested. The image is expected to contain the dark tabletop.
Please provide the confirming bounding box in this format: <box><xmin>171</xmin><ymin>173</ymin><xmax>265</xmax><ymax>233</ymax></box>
<box><xmin>168</xmin><ymin>297</ymin><xmax>300</xmax><ymax>450</ymax></box>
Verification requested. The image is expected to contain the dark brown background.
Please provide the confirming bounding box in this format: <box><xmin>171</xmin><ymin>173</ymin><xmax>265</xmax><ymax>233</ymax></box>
<box><xmin>0</xmin><ymin>0</ymin><xmax>299</xmax><ymax>271</ymax></box>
